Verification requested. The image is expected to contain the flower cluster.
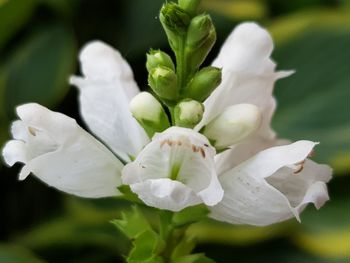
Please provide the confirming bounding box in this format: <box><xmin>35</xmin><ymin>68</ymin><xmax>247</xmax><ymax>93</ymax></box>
<box><xmin>2</xmin><ymin>2</ymin><xmax>331</xmax><ymax>227</ymax></box>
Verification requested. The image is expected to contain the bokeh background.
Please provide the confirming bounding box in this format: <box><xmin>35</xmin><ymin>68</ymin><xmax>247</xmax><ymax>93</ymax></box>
<box><xmin>1</xmin><ymin>0</ymin><xmax>350</xmax><ymax>262</ymax></box>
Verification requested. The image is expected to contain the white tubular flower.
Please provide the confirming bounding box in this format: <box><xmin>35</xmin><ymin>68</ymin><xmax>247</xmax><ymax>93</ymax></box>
<box><xmin>122</xmin><ymin>127</ymin><xmax>224</xmax><ymax>212</ymax></box>
<box><xmin>195</xmin><ymin>22</ymin><xmax>294</xmax><ymax>164</ymax></box>
<box><xmin>2</xmin><ymin>103</ymin><xmax>123</xmax><ymax>198</ymax></box>
<box><xmin>70</xmin><ymin>41</ymin><xmax>149</xmax><ymax>161</ymax></box>
<box><xmin>210</xmin><ymin>141</ymin><xmax>332</xmax><ymax>226</ymax></box>
<box><xmin>202</xmin><ymin>104</ymin><xmax>262</xmax><ymax>150</ymax></box>
<box><xmin>2</xmin><ymin>41</ymin><xmax>151</xmax><ymax>198</ymax></box>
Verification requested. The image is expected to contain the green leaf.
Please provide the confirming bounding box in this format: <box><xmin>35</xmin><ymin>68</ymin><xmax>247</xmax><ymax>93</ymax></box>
<box><xmin>112</xmin><ymin>206</ymin><xmax>153</xmax><ymax>239</ymax></box>
<box><xmin>270</xmin><ymin>10</ymin><xmax>350</xmax><ymax>174</ymax></box>
<box><xmin>127</xmin><ymin>230</ymin><xmax>164</xmax><ymax>263</ymax></box>
<box><xmin>2</xmin><ymin>23</ymin><xmax>76</xmax><ymax>118</ymax></box>
<box><xmin>0</xmin><ymin>0</ymin><xmax>37</xmax><ymax>49</ymax></box>
<box><xmin>172</xmin><ymin>205</ymin><xmax>209</xmax><ymax>227</ymax></box>
<box><xmin>0</xmin><ymin>244</ymin><xmax>43</xmax><ymax>263</ymax></box>
<box><xmin>172</xmin><ymin>253</ymin><xmax>216</xmax><ymax>263</ymax></box>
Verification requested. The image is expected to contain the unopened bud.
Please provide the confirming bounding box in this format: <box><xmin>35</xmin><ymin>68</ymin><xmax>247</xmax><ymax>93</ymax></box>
<box><xmin>174</xmin><ymin>99</ymin><xmax>204</xmax><ymax>128</ymax></box>
<box><xmin>185</xmin><ymin>14</ymin><xmax>216</xmax><ymax>72</ymax></box>
<box><xmin>146</xmin><ymin>49</ymin><xmax>175</xmax><ymax>72</ymax></box>
<box><xmin>203</xmin><ymin>104</ymin><xmax>262</xmax><ymax>150</ymax></box>
<box><xmin>179</xmin><ymin>0</ymin><xmax>201</xmax><ymax>17</ymax></box>
<box><xmin>148</xmin><ymin>66</ymin><xmax>178</xmax><ymax>101</ymax></box>
<box><xmin>183</xmin><ymin>66</ymin><xmax>221</xmax><ymax>101</ymax></box>
<box><xmin>130</xmin><ymin>92</ymin><xmax>170</xmax><ymax>137</ymax></box>
<box><xmin>160</xmin><ymin>3</ymin><xmax>191</xmax><ymax>50</ymax></box>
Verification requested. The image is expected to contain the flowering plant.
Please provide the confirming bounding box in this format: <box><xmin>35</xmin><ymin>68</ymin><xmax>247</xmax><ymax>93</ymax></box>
<box><xmin>2</xmin><ymin>0</ymin><xmax>332</xmax><ymax>262</ymax></box>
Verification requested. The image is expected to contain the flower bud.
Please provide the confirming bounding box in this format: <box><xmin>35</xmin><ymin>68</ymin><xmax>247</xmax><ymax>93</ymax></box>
<box><xmin>185</xmin><ymin>14</ymin><xmax>216</xmax><ymax>72</ymax></box>
<box><xmin>130</xmin><ymin>92</ymin><xmax>170</xmax><ymax>138</ymax></box>
<box><xmin>174</xmin><ymin>99</ymin><xmax>204</xmax><ymax>128</ymax></box>
<box><xmin>160</xmin><ymin>3</ymin><xmax>191</xmax><ymax>50</ymax></box>
<box><xmin>183</xmin><ymin>66</ymin><xmax>221</xmax><ymax>102</ymax></box>
<box><xmin>146</xmin><ymin>49</ymin><xmax>175</xmax><ymax>72</ymax></box>
<box><xmin>203</xmin><ymin>104</ymin><xmax>262</xmax><ymax>150</ymax></box>
<box><xmin>148</xmin><ymin>66</ymin><xmax>178</xmax><ymax>101</ymax></box>
<box><xmin>178</xmin><ymin>0</ymin><xmax>201</xmax><ymax>17</ymax></box>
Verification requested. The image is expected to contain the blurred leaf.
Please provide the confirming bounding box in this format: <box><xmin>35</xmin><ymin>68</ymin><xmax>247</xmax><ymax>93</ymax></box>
<box><xmin>39</xmin><ymin>0</ymin><xmax>80</xmax><ymax>17</ymax></box>
<box><xmin>294</xmin><ymin>197</ymin><xmax>350</xmax><ymax>258</ymax></box>
<box><xmin>2</xmin><ymin>23</ymin><xmax>76</xmax><ymax>118</ymax></box>
<box><xmin>0</xmin><ymin>0</ymin><xmax>37</xmax><ymax>49</ymax></box>
<box><xmin>173</xmin><ymin>253</ymin><xmax>216</xmax><ymax>263</ymax></box>
<box><xmin>188</xmin><ymin>219</ymin><xmax>296</xmax><ymax>245</ymax></box>
<box><xmin>270</xmin><ymin>10</ymin><xmax>350</xmax><ymax>173</ymax></box>
<box><xmin>202</xmin><ymin>0</ymin><xmax>268</xmax><ymax>20</ymax></box>
<box><xmin>0</xmin><ymin>244</ymin><xmax>43</xmax><ymax>263</ymax></box>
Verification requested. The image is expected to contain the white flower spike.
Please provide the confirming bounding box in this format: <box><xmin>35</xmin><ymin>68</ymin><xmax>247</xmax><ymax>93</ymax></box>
<box><xmin>122</xmin><ymin>127</ymin><xmax>224</xmax><ymax>212</ymax></box>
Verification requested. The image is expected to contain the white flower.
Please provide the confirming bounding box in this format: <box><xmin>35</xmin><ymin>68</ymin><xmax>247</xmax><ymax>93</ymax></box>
<box><xmin>121</xmin><ymin>22</ymin><xmax>332</xmax><ymax>224</ymax></box>
<box><xmin>2</xmin><ymin>22</ymin><xmax>332</xmax><ymax>226</ymax></box>
<box><xmin>122</xmin><ymin>127</ymin><xmax>223</xmax><ymax>211</ymax></box>
<box><xmin>201</xmin><ymin>22</ymin><xmax>331</xmax><ymax>225</ymax></box>
<box><xmin>2</xmin><ymin>41</ymin><xmax>149</xmax><ymax>197</ymax></box>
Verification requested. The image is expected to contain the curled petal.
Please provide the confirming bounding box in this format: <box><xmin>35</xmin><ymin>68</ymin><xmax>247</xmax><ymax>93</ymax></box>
<box><xmin>70</xmin><ymin>41</ymin><xmax>148</xmax><ymax>161</ymax></box>
<box><xmin>197</xmin><ymin>23</ymin><xmax>293</xmax><ymax>147</ymax></box>
<box><xmin>210</xmin><ymin>141</ymin><xmax>332</xmax><ymax>226</ymax></box>
<box><xmin>2</xmin><ymin>103</ymin><xmax>123</xmax><ymax>198</ymax></box>
<box><xmin>122</xmin><ymin>127</ymin><xmax>223</xmax><ymax>211</ymax></box>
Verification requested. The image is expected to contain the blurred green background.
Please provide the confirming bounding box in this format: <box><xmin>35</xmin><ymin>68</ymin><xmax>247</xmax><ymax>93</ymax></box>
<box><xmin>1</xmin><ymin>0</ymin><xmax>350</xmax><ymax>262</ymax></box>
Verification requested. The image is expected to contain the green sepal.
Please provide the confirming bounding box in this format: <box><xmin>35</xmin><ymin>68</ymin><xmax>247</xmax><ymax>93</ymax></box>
<box><xmin>127</xmin><ymin>230</ymin><xmax>165</xmax><ymax>263</ymax></box>
<box><xmin>178</xmin><ymin>0</ymin><xmax>201</xmax><ymax>17</ymax></box>
<box><xmin>148</xmin><ymin>66</ymin><xmax>178</xmax><ymax>101</ymax></box>
<box><xmin>182</xmin><ymin>66</ymin><xmax>221</xmax><ymax>102</ymax></box>
<box><xmin>146</xmin><ymin>49</ymin><xmax>175</xmax><ymax>72</ymax></box>
<box><xmin>117</xmin><ymin>185</ymin><xmax>142</xmax><ymax>203</ymax></box>
<box><xmin>172</xmin><ymin>204</ymin><xmax>209</xmax><ymax>228</ymax></box>
<box><xmin>171</xmin><ymin>253</ymin><xmax>216</xmax><ymax>263</ymax></box>
<box><xmin>111</xmin><ymin>206</ymin><xmax>151</xmax><ymax>239</ymax></box>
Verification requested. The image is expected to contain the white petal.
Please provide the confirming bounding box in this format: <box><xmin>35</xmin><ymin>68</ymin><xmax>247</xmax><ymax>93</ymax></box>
<box><xmin>3</xmin><ymin>140</ymin><xmax>27</xmax><ymax>166</ymax></box>
<box><xmin>122</xmin><ymin>127</ymin><xmax>223</xmax><ymax>211</ymax></box>
<box><xmin>70</xmin><ymin>41</ymin><xmax>149</xmax><ymax>161</ymax></box>
<box><xmin>196</xmin><ymin>23</ymin><xmax>293</xmax><ymax>143</ymax></box>
<box><xmin>130</xmin><ymin>179</ymin><xmax>202</xmax><ymax>212</ymax></box>
<box><xmin>4</xmin><ymin>103</ymin><xmax>124</xmax><ymax>198</ymax></box>
<box><xmin>210</xmin><ymin>141</ymin><xmax>331</xmax><ymax>226</ymax></box>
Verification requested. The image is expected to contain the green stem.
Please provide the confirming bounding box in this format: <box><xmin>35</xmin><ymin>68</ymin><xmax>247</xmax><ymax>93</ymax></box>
<box><xmin>176</xmin><ymin>35</ymin><xmax>187</xmax><ymax>93</ymax></box>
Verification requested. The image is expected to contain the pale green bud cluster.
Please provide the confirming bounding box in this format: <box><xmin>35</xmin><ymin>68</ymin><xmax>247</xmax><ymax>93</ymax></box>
<box><xmin>134</xmin><ymin>0</ymin><xmax>223</xmax><ymax>138</ymax></box>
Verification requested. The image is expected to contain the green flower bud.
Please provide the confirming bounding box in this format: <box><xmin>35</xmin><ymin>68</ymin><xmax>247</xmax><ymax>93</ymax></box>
<box><xmin>130</xmin><ymin>92</ymin><xmax>170</xmax><ymax>138</ymax></box>
<box><xmin>178</xmin><ymin>0</ymin><xmax>201</xmax><ymax>17</ymax></box>
<box><xmin>185</xmin><ymin>14</ymin><xmax>216</xmax><ymax>72</ymax></box>
<box><xmin>183</xmin><ymin>66</ymin><xmax>221</xmax><ymax>102</ymax></box>
<box><xmin>146</xmin><ymin>49</ymin><xmax>175</xmax><ymax>72</ymax></box>
<box><xmin>174</xmin><ymin>99</ymin><xmax>204</xmax><ymax>128</ymax></box>
<box><xmin>203</xmin><ymin>104</ymin><xmax>262</xmax><ymax>151</ymax></box>
<box><xmin>148</xmin><ymin>66</ymin><xmax>178</xmax><ymax>101</ymax></box>
<box><xmin>160</xmin><ymin>3</ymin><xmax>191</xmax><ymax>50</ymax></box>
